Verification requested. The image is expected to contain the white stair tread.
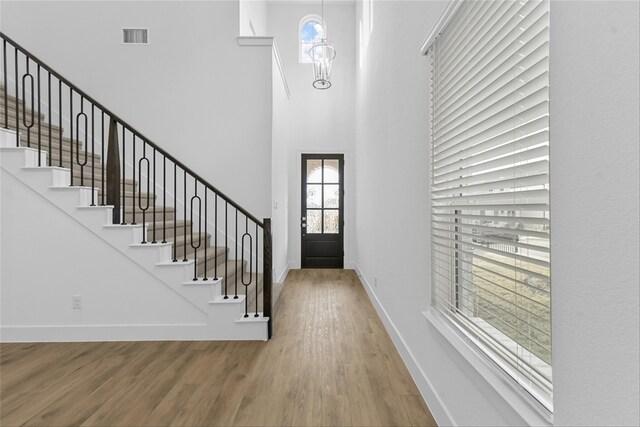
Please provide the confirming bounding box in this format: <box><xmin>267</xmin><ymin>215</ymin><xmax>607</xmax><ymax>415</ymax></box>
<box><xmin>236</xmin><ymin>313</ymin><xmax>269</xmax><ymax>323</ymax></box>
<box><xmin>183</xmin><ymin>278</ymin><xmax>222</xmax><ymax>286</ymax></box>
<box><xmin>76</xmin><ymin>205</ymin><xmax>111</xmax><ymax>210</ymax></box>
<box><xmin>102</xmin><ymin>223</ymin><xmax>144</xmax><ymax>229</ymax></box>
<box><xmin>156</xmin><ymin>260</ymin><xmax>195</xmax><ymax>267</ymax></box>
<box><xmin>21</xmin><ymin>166</ymin><xmax>67</xmax><ymax>171</ymax></box>
<box><xmin>209</xmin><ymin>295</ymin><xmax>246</xmax><ymax>304</ymax></box>
<box><xmin>130</xmin><ymin>242</ymin><xmax>172</xmax><ymax>248</ymax></box>
<box><xmin>48</xmin><ymin>185</ymin><xmax>94</xmax><ymax>191</ymax></box>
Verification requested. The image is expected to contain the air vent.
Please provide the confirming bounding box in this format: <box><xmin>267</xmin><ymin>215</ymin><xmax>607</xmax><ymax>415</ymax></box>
<box><xmin>123</xmin><ymin>28</ymin><xmax>149</xmax><ymax>45</ymax></box>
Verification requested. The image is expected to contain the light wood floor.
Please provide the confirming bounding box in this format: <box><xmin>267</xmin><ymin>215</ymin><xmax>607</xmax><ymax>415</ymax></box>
<box><xmin>0</xmin><ymin>269</ymin><xmax>436</xmax><ymax>427</ymax></box>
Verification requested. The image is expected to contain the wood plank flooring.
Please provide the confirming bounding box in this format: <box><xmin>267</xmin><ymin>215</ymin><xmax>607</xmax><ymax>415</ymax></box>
<box><xmin>0</xmin><ymin>269</ymin><xmax>437</xmax><ymax>426</ymax></box>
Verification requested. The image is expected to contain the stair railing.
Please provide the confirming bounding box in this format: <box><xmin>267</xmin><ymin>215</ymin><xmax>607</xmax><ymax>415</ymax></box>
<box><xmin>0</xmin><ymin>31</ymin><xmax>273</xmax><ymax>337</ymax></box>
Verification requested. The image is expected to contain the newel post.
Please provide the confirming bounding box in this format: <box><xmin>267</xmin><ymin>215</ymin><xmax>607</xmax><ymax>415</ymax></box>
<box><xmin>106</xmin><ymin>117</ymin><xmax>121</xmax><ymax>224</ymax></box>
<box><xmin>263</xmin><ymin>218</ymin><xmax>273</xmax><ymax>338</ymax></box>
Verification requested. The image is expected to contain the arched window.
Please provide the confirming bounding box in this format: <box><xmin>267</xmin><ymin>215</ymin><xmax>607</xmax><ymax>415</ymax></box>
<box><xmin>299</xmin><ymin>15</ymin><xmax>325</xmax><ymax>64</ymax></box>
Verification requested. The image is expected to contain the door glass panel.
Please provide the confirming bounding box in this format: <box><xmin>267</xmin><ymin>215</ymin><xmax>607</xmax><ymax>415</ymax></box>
<box><xmin>324</xmin><ymin>184</ymin><xmax>339</xmax><ymax>208</ymax></box>
<box><xmin>306</xmin><ymin>159</ymin><xmax>322</xmax><ymax>183</ymax></box>
<box><xmin>307</xmin><ymin>210</ymin><xmax>322</xmax><ymax>234</ymax></box>
<box><xmin>323</xmin><ymin>210</ymin><xmax>339</xmax><ymax>234</ymax></box>
<box><xmin>324</xmin><ymin>160</ymin><xmax>340</xmax><ymax>183</ymax></box>
<box><xmin>306</xmin><ymin>185</ymin><xmax>322</xmax><ymax>208</ymax></box>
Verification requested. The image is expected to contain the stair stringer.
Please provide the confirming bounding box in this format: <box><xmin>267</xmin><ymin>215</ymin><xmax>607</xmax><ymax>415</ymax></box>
<box><xmin>1</xmin><ymin>130</ymin><xmax>267</xmax><ymax>341</ymax></box>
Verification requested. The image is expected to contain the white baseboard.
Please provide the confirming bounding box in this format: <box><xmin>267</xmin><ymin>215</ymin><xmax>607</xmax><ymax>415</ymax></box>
<box><xmin>0</xmin><ymin>322</ymin><xmax>267</xmax><ymax>342</ymax></box>
<box><xmin>354</xmin><ymin>264</ymin><xmax>456</xmax><ymax>427</ymax></box>
<box><xmin>276</xmin><ymin>262</ymin><xmax>292</xmax><ymax>283</ymax></box>
<box><xmin>289</xmin><ymin>260</ymin><xmax>301</xmax><ymax>270</ymax></box>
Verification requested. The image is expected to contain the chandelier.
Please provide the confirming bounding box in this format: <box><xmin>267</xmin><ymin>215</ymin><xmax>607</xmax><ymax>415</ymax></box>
<box><xmin>309</xmin><ymin>0</ymin><xmax>336</xmax><ymax>90</ymax></box>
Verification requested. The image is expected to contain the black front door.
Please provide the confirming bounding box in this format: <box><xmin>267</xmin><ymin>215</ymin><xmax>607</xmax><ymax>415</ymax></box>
<box><xmin>301</xmin><ymin>154</ymin><xmax>344</xmax><ymax>268</ymax></box>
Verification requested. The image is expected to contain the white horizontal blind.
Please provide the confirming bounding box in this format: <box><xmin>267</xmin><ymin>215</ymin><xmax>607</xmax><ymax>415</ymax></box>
<box><xmin>428</xmin><ymin>0</ymin><xmax>552</xmax><ymax>410</ymax></box>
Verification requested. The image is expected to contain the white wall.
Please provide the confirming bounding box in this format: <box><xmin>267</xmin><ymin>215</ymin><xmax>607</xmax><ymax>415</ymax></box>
<box><xmin>0</xmin><ymin>0</ymin><xmax>273</xmax><ymax>220</ymax></box>
<box><xmin>549</xmin><ymin>1</ymin><xmax>639</xmax><ymax>425</ymax></box>
<box><xmin>354</xmin><ymin>1</ymin><xmax>639</xmax><ymax>426</ymax></box>
<box><xmin>239</xmin><ymin>0</ymin><xmax>268</xmax><ymax>35</ymax></box>
<box><xmin>267</xmin><ymin>1</ymin><xmax>356</xmax><ymax>269</ymax></box>
<box><xmin>271</xmin><ymin>46</ymin><xmax>291</xmax><ymax>281</ymax></box>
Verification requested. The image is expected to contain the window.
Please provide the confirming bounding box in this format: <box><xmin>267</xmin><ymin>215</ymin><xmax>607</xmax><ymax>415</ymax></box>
<box><xmin>299</xmin><ymin>15</ymin><xmax>325</xmax><ymax>64</ymax></box>
<box><xmin>427</xmin><ymin>0</ymin><xmax>552</xmax><ymax>411</ymax></box>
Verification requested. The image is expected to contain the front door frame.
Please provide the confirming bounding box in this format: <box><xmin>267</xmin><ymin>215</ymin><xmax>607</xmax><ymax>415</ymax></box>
<box><xmin>295</xmin><ymin>149</ymin><xmax>350</xmax><ymax>269</ymax></box>
<box><xmin>301</xmin><ymin>153</ymin><xmax>345</xmax><ymax>268</ymax></box>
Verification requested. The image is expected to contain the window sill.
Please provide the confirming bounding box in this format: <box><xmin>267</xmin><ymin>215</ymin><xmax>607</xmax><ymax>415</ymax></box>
<box><xmin>422</xmin><ymin>309</ymin><xmax>553</xmax><ymax>426</ymax></box>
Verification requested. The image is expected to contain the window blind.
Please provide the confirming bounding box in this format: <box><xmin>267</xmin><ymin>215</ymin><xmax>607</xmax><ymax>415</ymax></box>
<box><xmin>428</xmin><ymin>0</ymin><xmax>552</xmax><ymax>410</ymax></box>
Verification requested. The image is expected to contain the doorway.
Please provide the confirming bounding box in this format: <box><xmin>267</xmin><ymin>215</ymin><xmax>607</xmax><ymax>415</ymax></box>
<box><xmin>301</xmin><ymin>154</ymin><xmax>344</xmax><ymax>268</ymax></box>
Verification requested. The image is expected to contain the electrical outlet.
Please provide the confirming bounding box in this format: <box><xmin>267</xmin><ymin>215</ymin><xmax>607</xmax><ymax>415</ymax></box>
<box><xmin>72</xmin><ymin>295</ymin><xmax>82</xmax><ymax>309</ymax></box>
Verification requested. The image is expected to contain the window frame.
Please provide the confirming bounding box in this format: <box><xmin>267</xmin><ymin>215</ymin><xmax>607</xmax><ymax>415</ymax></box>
<box><xmin>426</xmin><ymin>0</ymin><xmax>553</xmax><ymax>415</ymax></box>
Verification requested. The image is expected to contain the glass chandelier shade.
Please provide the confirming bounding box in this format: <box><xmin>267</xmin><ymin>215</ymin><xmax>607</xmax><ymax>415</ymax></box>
<box><xmin>309</xmin><ymin>38</ymin><xmax>336</xmax><ymax>89</ymax></box>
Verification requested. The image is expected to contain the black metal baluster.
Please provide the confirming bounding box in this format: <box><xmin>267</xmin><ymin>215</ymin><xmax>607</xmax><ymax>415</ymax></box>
<box><xmin>203</xmin><ymin>190</ymin><xmax>208</xmax><ymax>281</ymax></box>
<box><xmin>190</xmin><ymin>179</ymin><xmax>202</xmax><ymax>281</ymax></box>
<box><xmin>101</xmin><ymin>111</ymin><xmax>105</xmax><ymax>205</ymax></box>
<box><xmin>22</xmin><ymin>58</ymin><xmax>34</xmax><ymax>148</ymax></box>
<box><xmin>36</xmin><ymin>64</ymin><xmax>41</xmax><ymax>165</ymax></box>
<box><xmin>172</xmin><ymin>163</ymin><xmax>177</xmax><ymax>262</ymax></box>
<box><xmin>255</xmin><ymin>222</ymin><xmax>259</xmax><ymax>317</ymax></box>
<box><xmin>76</xmin><ymin>100</ymin><xmax>88</xmax><ymax>187</ymax></box>
<box><xmin>214</xmin><ymin>194</ymin><xmax>218</xmax><ymax>280</ymax></box>
<box><xmin>183</xmin><ymin>169</ymin><xmax>187</xmax><ymax>262</ymax></box>
<box><xmin>234</xmin><ymin>210</ymin><xmax>238</xmax><ymax>299</ymax></box>
<box><xmin>241</xmin><ymin>217</ymin><xmax>252</xmax><ymax>317</ymax></box>
<box><xmin>2</xmin><ymin>40</ymin><xmax>7</xmax><ymax>129</ymax></box>
<box><xmin>131</xmin><ymin>134</ymin><xmax>136</xmax><ymax>224</ymax></box>
<box><xmin>90</xmin><ymin>104</ymin><xmax>95</xmax><ymax>205</ymax></box>
<box><xmin>58</xmin><ymin>80</ymin><xmax>62</xmax><ymax>165</ymax></box>
<box><xmin>121</xmin><ymin>125</ymin><xmax>126</xmax><ymax>224</ymax></box>
<box><xmin>139</xmin><ymin>142</ymin><xmax>150</xmax><ymax>243</ymax></box>
<box><xmin>69</xmin><ymin>87</ymin><xmax>73</xmax><ymax>186</ymax></box>
<box><xmin>47</xmin><ymin>73</ymin><xmax>51</xmax><ymax>166</ymax></box>
<box><xmin>151</xmin><ymin>148</ymin><xmax>157</xmax><ymax>243</ymax></box>
<box><xmin>224</xmin><ymin>201</ymin><xmax>228</xmax><ymax>299</ymax></box>
<box><xmin>162</xmin><ymin>156</ymin><xmax>167</xmax><ymax>243</ymax></box>
<box><xmin>14</xmin><ymin>47</ymin><xmax>18</xmax><ymax>146</ymax></box>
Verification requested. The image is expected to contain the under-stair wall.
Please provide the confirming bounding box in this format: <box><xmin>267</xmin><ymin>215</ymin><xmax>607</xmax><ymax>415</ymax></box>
<box><xmin>1</xmin><ymin>154</ymin><xmax>211</xmax><ymax>341</ymax></box>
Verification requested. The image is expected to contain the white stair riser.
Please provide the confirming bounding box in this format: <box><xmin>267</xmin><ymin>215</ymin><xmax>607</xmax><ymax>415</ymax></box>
<box><xmin>128</xmin><ymin>244</ymin><xmax>173</xmax><ymax>265</ymax></box>
<box><xmin>75</xmin><ymin>207</ymin><xmax>113</xmax><ymax>229</ymax></box>
<box><xmin>17</xmin><ymin>167</ymin><xmax>70</xmax><ymax>188</ymax></box>
<box><xmin>48</xmin><ymin>187</ymin><xmax>98</xmax><ymax>207</ymax></box>
<box><xmin>0</xmin><ymin>148</ymin><xmax>45</xmax><ymax>169</ymax></box>
<box><xmin>101</xmin><ymin>225</ymin><xmax>145</xmax><ymax>246</ymax></box>
<box><xmin>0</xmin><ymin>128</ymin><xmax>18</xmax><ymax>147</ymax></box>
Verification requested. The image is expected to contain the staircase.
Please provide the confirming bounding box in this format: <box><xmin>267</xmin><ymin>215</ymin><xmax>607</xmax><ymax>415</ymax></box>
<box><xmin>0</xmin><ymin>32</ymin><xmax>282</xmax><ymax>342</ymax></box>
